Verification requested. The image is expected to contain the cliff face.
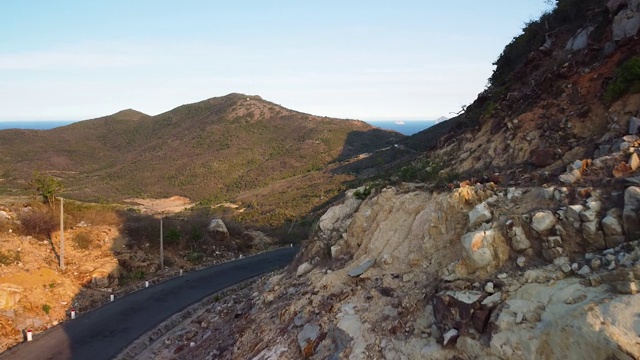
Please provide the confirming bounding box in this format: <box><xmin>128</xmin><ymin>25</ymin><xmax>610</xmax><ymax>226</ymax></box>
<box><xmin>135</xmin><ymin>181</ymin><xmax>640</xmax><ymax>359</ymax></box>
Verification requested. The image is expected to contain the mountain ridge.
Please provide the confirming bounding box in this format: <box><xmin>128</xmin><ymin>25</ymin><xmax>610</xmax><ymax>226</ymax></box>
<box><xmin>0</xmin><ymin>93</ymin><xmax>404</xmax><ymax>226</ymax></box>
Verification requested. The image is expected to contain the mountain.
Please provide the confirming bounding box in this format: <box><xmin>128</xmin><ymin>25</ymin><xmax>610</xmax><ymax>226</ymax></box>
<box><xmin>435</xmin><ymin>116</ymin><xmax>448</xmax><ymax>123</ymax></box>
<box><xmin>0</xmin><ymin>93</ymin><xmax>403</xmax><ymax>225</ymax></box>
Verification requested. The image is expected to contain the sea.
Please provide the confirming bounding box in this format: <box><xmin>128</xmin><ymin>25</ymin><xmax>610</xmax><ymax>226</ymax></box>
<box><xmin>364</xmin><ymin>120</ymin><xmax>438</xmax><ymax>136</ymax></box>
<box><xmin>0</xmin><ymin>121</ymin><xmax>76</xmax><ymax>130</ymax></box>
<box><xmin>0</xmin><ymin>119</ymin><xmax>440</xmax><ymax>135</ymax></box>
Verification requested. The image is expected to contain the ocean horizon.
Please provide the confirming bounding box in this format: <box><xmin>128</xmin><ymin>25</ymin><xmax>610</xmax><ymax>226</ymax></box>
<box><xmin>0</xmin><ymin>120</ymin><xmax>77</xmax><ymax>130</ymax></box>
<box><xmin>0</xmin><ymin>119</ymin><xmax>442</xmax><ymax>135</ymax></box>
<box><xmin>364</xmin><ymin>120</ymin><xmax>438</xmax><ymax>135</ymax></box>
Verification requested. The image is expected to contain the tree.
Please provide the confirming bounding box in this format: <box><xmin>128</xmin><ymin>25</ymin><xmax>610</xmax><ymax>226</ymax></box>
<box><xmin>31</xmin><ymin>172</ymin><xmax>64</xmax><ymax>206</ymax></box>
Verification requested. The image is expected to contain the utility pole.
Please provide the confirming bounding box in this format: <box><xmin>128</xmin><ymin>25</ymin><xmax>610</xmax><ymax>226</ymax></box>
<box><xmin>59</xmin><ymin>197</ymin><xmax>65</xmax><ymax>271</ymax></box>
<box><xmin>159</xmin><ymin>217</ymin><xmax>164</xmax><ymax>271</ymax></box>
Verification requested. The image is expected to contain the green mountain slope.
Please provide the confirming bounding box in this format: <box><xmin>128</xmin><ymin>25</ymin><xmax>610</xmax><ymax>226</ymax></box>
<box><xmin>0</xmin><ymin>93</ymin><xmax>402</xmax><ymax>224</ymax></box>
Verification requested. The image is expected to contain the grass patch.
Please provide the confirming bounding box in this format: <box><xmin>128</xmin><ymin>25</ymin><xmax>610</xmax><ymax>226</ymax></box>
<box><xmin>42</xmin><ymin>304</ymin><xmax>51</xmax><ymax>315</ymax></box>
<box><xmin>186</xmin><ymin>251</ymin><xmax>205</xmax><ymax>264</ymax></box>
<box><xmin>119</xmin><ymin>270</ymin><xmax>145</xmax><ymax>285</ymax></box>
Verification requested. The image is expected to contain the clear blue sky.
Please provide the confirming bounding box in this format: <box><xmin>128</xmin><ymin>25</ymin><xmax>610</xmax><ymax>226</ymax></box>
<box><xmin>0</xmin><ymin>1</ymin><xmax>552</xmax><ymax>121</ymax></box>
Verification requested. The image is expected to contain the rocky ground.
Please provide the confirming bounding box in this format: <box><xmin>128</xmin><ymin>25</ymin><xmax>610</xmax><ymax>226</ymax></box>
<box><xmin>130</xmin><ymin>119</ymin><xmax>640</xmax><ymax>359</ymax></box>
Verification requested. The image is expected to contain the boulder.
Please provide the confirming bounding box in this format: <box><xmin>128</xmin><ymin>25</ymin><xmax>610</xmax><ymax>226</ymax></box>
<box><xmin>208</xmin><ymin>219</ymin><xmax>229</xmax><ymax>241</ymax></box>
<box><xmin>242</xmin><ymin>230</ymin><xmax>275</xmax><ymax>249</ymax></box>
<box><xmin>565</xmin><ymin>26</ymin><xmax>592</xmax><ymax>51</ymax></box>
<box><xmin>629</xmin><ymin>116</ymin><xmax>640</xmax><ymax>135</ymax></box>
<box><xmin>608</xmin><ymin>0</ymin><xmax>626</xmax><ymax>15</ymax></box>
<box><xmin>531</xmin><ymin>211</ymin><xmax>557</xmax><ymax>233</ymax></box>
<box><xmin>330</xmin><ymin>242</ymin><xmax>345</xmax><ymax>259</ymax></box>
<box><xmin>630</xmin><ymin>153</ymin><xmax>640</xmax><ymax>171</ymax></box>
<box><xmin>296</xmin><ymin>262</ymin><xmax>314</xmax><ymax>277</ymax></box>
<box><xmin>468</xmin><ymin>202</ymin><xmax>492</xmax><ymax>229</ymax></box>
<box><xmin>348</xmin><ymin>258</ymin><xmax>375</xmax><ymax>277</ymax></box>
<box><xmin>623</xmin><ymin>186</ymin><xmax>640</xmax><ymax>238</ymax></box>
<box><xmin>582</xmin><ymin>221</ymin><xmax>606</xmax><ymax>250</ymax></box>
<box><xmin>318</xmin><ymin>189</ymin><xmax>363</xmax><ymax>236</ymax></box>
<box><xmin>91</xmin><ymin>266</ymin><xmax>121</xmax><ymax>288</ymax></box>
<box><xmin>559</xmin><ymin>169</ymin><xmax>581</xmax><ymax>184</ymax></box>
<box><xmin>566</xmin><ymin>205</ymin><xmax>584</xmax><ymax>223</ymax></box>
<box><xmin>297</xmin><ymin>323</ymin><xmax>322</xmax><ymax>357</ymax></box>
<box><xmin>580</xmin><ymin>209</ymin><xmax>597</xmax><ymax>222</ymax></box>
<box><xmin>510</xmin><ymin>226</ymin><xmax>531</xmax><ymax>252</ymax></box>
<box><xmin>613</xmin><ymin>8</ymin><xmax>640</xmax><ymax>41</ymax></box>
<box><xmin>602</xmin><ymin>214</ymin><xmax>623</xmax><ymax>236</ymax></box>
<box><xmin>0</xmin><ymin>283</ymin><xmax>22</xmax><ymax>310</ymax></box>
<box><xmin>461</xmin><ymin>230</ymin><xmax>509</xmax><ymax>274</ymax></box>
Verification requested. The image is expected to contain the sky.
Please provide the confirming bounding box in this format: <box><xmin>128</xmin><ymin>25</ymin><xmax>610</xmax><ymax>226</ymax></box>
<box><xmin>0</xmin><ymin>1</ymin><xmax>553</xmax><ymax>122</ymax></box>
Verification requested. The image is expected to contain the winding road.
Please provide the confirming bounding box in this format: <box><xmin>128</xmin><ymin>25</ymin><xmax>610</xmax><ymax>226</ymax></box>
<box><xmin>0</xmin><ymin>247</ymin><xmax>297</xmax><ymax>360</ymax></box>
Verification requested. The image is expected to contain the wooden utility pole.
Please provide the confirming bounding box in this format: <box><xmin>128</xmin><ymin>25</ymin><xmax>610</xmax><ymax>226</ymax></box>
<box><xmin>160</xmin><ymin>217</ymin><xmax>164</xmax><ymax>271</ymax></box>
<box><xmin>59</xmin><ymin>197</ymin><xmax>65</xmax><ymax>271</ymax></box>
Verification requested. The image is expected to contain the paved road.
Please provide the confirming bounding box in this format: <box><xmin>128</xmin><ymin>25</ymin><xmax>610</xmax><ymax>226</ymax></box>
<box><xmin>0</xmin><ymin>247</ymin><xmax>297</xmax><ymax>360</ymax></box>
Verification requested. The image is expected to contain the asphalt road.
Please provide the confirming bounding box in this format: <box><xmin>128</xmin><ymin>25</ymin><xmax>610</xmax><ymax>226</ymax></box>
<box><xmin>0</xmin><ymin>247</ymin><xmax>297</xmax><ymax>360</ymax></box>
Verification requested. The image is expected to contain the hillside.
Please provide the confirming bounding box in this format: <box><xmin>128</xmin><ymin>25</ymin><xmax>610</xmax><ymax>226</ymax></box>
<box><xmin>401</xmin><ymin>0</ymin><xmax>640</xmax><ymax>183</ymax></box>
<box><xmin>131</xmin><ymin>1</ymin><xmax>640</xmax><ymax>359</ymax></box>
<box><xmin>0</xmin><ymin>93</ymin><xmax>403</xmax><ymax>226</ymax></box>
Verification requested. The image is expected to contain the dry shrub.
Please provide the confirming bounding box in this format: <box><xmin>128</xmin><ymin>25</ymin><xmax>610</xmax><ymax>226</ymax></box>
<box><xmin>18</xmin><ymin>205</ymin><xmax>57</xmax><ymax>240</ymax></box>
<box><xmin>0</xmin><ymin>218</ymin><xmax>12</xmax><ymax>233</ymax></box>
<box><xmin>119</xmin><ymin>212</ymin><xmax>160</xmax><ymax>249</ymax></box>
<box><xmin>72</xmin><ymin>231</ymin><xmax>93</xmax><ymax>250</ymax></box>
<box><xmin>65</xmin><ymin>202</ymin><xmax>121</xmax><ymax>226</ymax></box>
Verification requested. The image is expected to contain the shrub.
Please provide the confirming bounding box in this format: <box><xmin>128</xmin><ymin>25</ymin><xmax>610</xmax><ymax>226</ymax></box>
<box><xmin>119</xmin><ymin>270</ymin><xmax>145</xmax><ymax>285</ymax></box>
<box><xmin>489</xmin><ymin>0</ymin><xmax>604</xmax><ymax>88</ymax></box>
<box><xmin>604</xmin><ymin>56</ymin><xmax>640</xmax><ymax>104</ymax></box>
<box><xmin>72</xmin><ymin>231</ymin><xmax>93</xmax><ymax>250</ymax></box>
<box><xmin>30</xmin><ymin>172</ymin><xmax>64</xmax><ymax>206</ymax></box>
<box><xmin>42</xmin><ymin>304</ymin><xmax>51</xmax><ymax>314</ymax></box>
<box><xmin>18</xmin><ymin>205</ymin><xmax>57</xmax><ymax>240</ymax></box>
<box><xmin>164</xmin><ymin>228</ymin><xmax>181</xmax><ymax>246</ymax></box>
<box><xmin>120</xmin><ymin>213</ymin><xmax>160</xmax><ymax>249</ymax></box>
<box><xmin>353</xmin><ymin>186</ymin><xmax>372</xmax><ymax>200</ymax></box>
<box><xmin>187</xmin><ymin>251</ymin><xmax>205</xmax><ymax>264</ymax></box>
<box><xmin>0</xmin><ymin>218</ymin><xmax>13</xmax><ymax>233</ymax></box>
<box><xmin>64</xmin><ymin>202</ymin><xmax>121</xmax><ymax>227</ymax></box>
<box><xmin>0</xmin><ymin>250</ymin><xmax>20</xmax><ymax>265</ymax></box>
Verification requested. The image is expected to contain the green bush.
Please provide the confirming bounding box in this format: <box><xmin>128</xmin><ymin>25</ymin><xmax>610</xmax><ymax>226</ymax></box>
<box><xmin>165</xmin><ymin>228</ymin><xmax>181</xmax><ymax>246</ymax></box>
<box><xmin>605</xmin><ymin>56</ymin><xmax>640</xmax><ymax>104</ymax></box>
<box><xmin>30</xmin><ymin>172</ymin><xmax>63</xmax><ymax>205</ymax></box>
<box><xmin>353</xmin><ymin>186</ymin><xmax>372</xmax><ymax>200</ymax></box>
<box><xmin>42</xmin><ymin>304</ymin><xmax>51</xmax><ymax>314</ymax></box>
<box><xmin>72</xmin><ymin>231</ymin><xmax>93</xmax><ymax>250</ymax></box>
